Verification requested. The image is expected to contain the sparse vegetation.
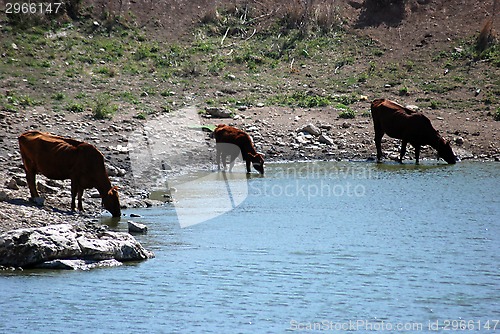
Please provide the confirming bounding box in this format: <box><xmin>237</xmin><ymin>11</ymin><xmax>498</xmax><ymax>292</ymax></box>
<box><xmin>430</xmin><ymin>100</ymin><xmax>440</xmax><ymax>110</ymax></box>
<box><xmin>0</xmin><ymin>0</ymin><xmax>498</xmax><ymax>123</ymax></box>
<box><xmin>398</xmin><ymin>86</ymin><xmax>409</xmax><ymax>96</ymax></box>
<box><xmin>337</xmin><ymin>103</ymin><xmax>356</xmax><ymax>119</ymax></box>
<box><xmin>66</xmin><ymin>102</ymin><xmax>85</xmax><ymax>113</ymax></box>
<box><xmin>92</xmin><ymin>94</ymin><xmax>118</xmax><ymax>119</ymax></box>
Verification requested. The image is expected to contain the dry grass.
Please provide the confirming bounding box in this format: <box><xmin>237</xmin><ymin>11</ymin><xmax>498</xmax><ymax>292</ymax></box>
<box><xmin>280</xmin><ymin>0</ymin><xmax>343</xmax><ymax>35</ymax></box>
<box><xmin>477</xmin><ymin>18</ymin><xmax>496</xmax><ymax>53</ymax></box>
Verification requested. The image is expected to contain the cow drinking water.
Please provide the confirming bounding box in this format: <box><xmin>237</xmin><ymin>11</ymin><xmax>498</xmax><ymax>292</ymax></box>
<box><xmin>212</xmin><ymin>124</ymin><xmax>264</xmax><ymax>174</ymax></box>
<box><xmin>370</xmin><ymin>98</ymin><xmax>456</xmax><ymax>164</ymax></box>
<box><xmin>18</xmin><ymin>130</ymin><xmax>121</xmax><ymax>217</ymax></box>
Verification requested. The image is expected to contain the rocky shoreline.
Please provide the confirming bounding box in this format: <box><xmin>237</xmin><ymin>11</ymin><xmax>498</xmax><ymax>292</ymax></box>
<box><xmin>0</xmin><ymin>103</ymin><xmax>498</xmax><ymax>269</ymax></box>
<box><xmin>0</xmin><ymin>223</ymin><xmax>154</xmax><ymax>270</ymax></box>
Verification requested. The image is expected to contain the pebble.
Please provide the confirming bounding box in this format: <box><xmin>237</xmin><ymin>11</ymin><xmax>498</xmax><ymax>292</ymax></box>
<box><xmin>128</xmin><ymin>221</ymin><xmax>148</xmax><ymax>234</ymax></box>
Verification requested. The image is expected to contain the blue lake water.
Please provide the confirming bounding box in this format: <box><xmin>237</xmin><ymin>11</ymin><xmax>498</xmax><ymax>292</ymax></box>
<box><xmin>1</xmin><ymin>161</ymin><xmax>499</xmax><ymax>333</ymax></box>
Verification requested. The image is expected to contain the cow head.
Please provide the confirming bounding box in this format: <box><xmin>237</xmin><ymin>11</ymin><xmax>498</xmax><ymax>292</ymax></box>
<box><xmin>249</xmin><ymin>153</ymin><xmax>265</xmax><ymax>174</ymax></box>
<box><xmin>436</xmin><ymin>138</ymin><xmax>457</xmax><ymax>164</ymax></box>
<box><xmin>102</xmin><ymin>186</ymin><xmax>121</xmax><ymax>217</ymax></box>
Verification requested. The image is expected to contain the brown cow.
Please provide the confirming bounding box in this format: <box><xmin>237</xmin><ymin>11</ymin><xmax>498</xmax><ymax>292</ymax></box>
<box><xmin>18</xmin><ymin>130</ymin><xmax>121</xmax><ymax>217</ymax></box>
<box><xmin>371</xmin><ymin>98</ymin><xmax>456</xmax><ymax>164</ymax></box>
<box><xmin>213</xmin><ymin>124</ymin><xmax>264</xmax><ymax>174</ymax></box>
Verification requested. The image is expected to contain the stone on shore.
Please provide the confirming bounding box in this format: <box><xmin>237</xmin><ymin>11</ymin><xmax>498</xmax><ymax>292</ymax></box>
<box><xmin>300</xmin><ymin>124</ymin><xmax>322</xmax><ymax>136</ymax></box>
<box><xmin>204</xmin><ymin>107</ymin><xmax>232</xmax><ymax>118</ymax></box>
<box><xmin>35</xmin><ymin>259</ymin><xmax>123</xmax><ymax>270</ymax></box>
<box><xmin>0</xmin><ymin>224</ymin><xmax>154</xmax><ymax>268</ymax></box>
<box><xmin>318</xmin><ymin>134</ymin><xmax>335</xmax><ymax>145</ymax></box>
<box><xmin>128</xmin><ymin>221</ymin><xmax>148</xmax><ymax>234</ymax></box>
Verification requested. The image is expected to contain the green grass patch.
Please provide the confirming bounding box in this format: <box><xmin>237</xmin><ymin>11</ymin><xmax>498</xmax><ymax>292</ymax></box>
<box><xmin>92</xmin><ymin>94</ymin><xmax>118</xmax><ymax>119</ymax></box>
<box><xmin>66</xmin><ymin>101</ymin><xmax>85</xmax><ymax>113</ymax></box>
<box><xmin>337</xmin><ymin>103</ymin><xmax>356</xmax><ymax>119</ymax></box>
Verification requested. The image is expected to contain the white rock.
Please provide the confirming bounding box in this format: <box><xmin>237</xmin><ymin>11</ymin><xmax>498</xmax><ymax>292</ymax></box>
<box><xmin>35</xmin><ymin>259</ymin><xmax>123</xmax><ymax>270</ymax></box>
<box><xmin>128</xmin><ymin>221</ymin><xmax>148</xmax><ymax>234</ymax></box>
<box><xmin>300</xmin><ymin>124</ymin><xmax>321</xmax><ymax>136</ymax></box>
<box><xmin>0</xmin><ymin>224</ymin><xmax>154</xmax><ymax>268</ymax></box>
<box><xmin>36</xmin><ymin>180</ymin><xmax>58</xmax><ymax>193</ymax></box>
<box><xmin>405</xmin><ymin>105</ymin><xmax>419</xmax><ymax>111</ymax></box>
<box><xmin>205</xmin><ymin>107</ymin><xmax>232</xmax><ymax>118</ymax></box>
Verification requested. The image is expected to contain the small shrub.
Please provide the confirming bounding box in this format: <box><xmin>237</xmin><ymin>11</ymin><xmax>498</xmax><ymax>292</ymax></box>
<box><xmin>337</xmin><ymin>104</ymin><xmax>356</xmax><ymax>119</ymax></box>
<box><xmin>399</xmin><ymin>86</ymin><xmax>409</xmax><ymax>96</ymax></box>
<box><xmin>17</xmin><ymin>95</ymin><xmax>39</xmax><ymax>107</ymax></box>
<box><xmin>93</xmin><ymin>94</ymin><xmax>117</xmax><ymax>119</ymax></box>
<box><xmin>96</xmin><ymin>66</ymin><xmax>116</xmax><ymax>77</ymax></box>
<box><xmin>357</xmin><ymin>73</ymin><xmax>368</xmax><ymax>83</ymax></box>
<box><xmin>134</xmin><ymin>43</ymin><xmax>159</xmax><ymax>60</ymax></box>
<box><xmin>66</xmin><ymin>102</ymin><xmax>85</xmax><ymax>113</ymax></box>
<box><xmin>135</xmin><ymin>112</ymin><xmax>146</xmax><ymax>120</ymax></box>
<box><xmin>430</xmin><ymin>100</ymin><xmax>440</xmax><ymax>110</ymax></box>
<box><xmin>4</xmin><ymin>93</ymin><xmax>39</xmax><ymax>108</ymax></box>
<box><xmin>403</xmin><ymin>61</ymin><xmax>414</xmax><ymax>72</ymax></box>
<box><xmin>3</xmin><ymin>103</ymin><xmax>17</xmax><ymax>112</ymax></box>
<box><xmin>339</xmin><ymin>109</ymin><xmax>356</xmax><ymax>119</ymax></box>
<box><xmin>313</xmin><ymin>2</ymin><xmax>342</xmax><ymax>34</ymax></box>
<box><xmin>52</xmin><ymin>92</ymin><xmax>65</xmax><ymax>101</ymax></box>
<box><xmin>494</xmin><ymin>107</ymin><xmax>500</xmax><ymax>121</ymax></box>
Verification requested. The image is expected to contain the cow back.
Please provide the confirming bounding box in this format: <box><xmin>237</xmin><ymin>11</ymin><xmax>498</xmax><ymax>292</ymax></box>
<box><xmin>19</xmin><ymin>131</ymin><xmax>80</xmax><ymax>180</ymax></box>
<box><xmin>19</xmin><ymin>131</ymin><xmax>110</xmax><ymax>185</ymax></box>
<box><xmin>213</xmin><ymin>124</ymin><xmax>257</xmax><ymax>155</ymax></box>
<box><xmin>371</xmin><ymin>99</ymin><xmax>436</xmax><ymax>143</ymax></box>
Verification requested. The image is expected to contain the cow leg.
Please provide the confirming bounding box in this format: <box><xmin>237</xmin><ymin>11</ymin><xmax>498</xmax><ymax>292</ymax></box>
<box><xmin>399</xmin><ymin>140</ymin><xmax>408</xmax><ymax>163</ymax></box>
<box><xmin>245</xmin><ymin>160</ymin><xmax>251</xmax><ymax>173</ymax></box>
<box><xmin>216</xmin><ymin>144</ymin><xmax>222</xmax><ymax>170</ymax></box>
<box><xmin>77</xmin><ymin>188</ymin><xmax>84</xmax><ymax>212</ymax></box>
<box><xmin>374</xmin><ymin>131</ymin><xmax>384</xmax><ymax>162</ymax></box>
<box><xmin>71</xmin><ymin>182</ymin><xmax>77</xmax><ymax>212</ymax></box>
<box><xmin>26</xmin><ymin>170</ymin><xmax>39</xmax><ymax>199</ymax></box>
<box><xmin>21</xmin><ymin>158</ymin><xmax>40</xmax><ymax>198</ymax></box>
<box><xmin>414</xmin><ymin>144</ymin><xmax>421</xmax><ymax>164</ymax></box>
